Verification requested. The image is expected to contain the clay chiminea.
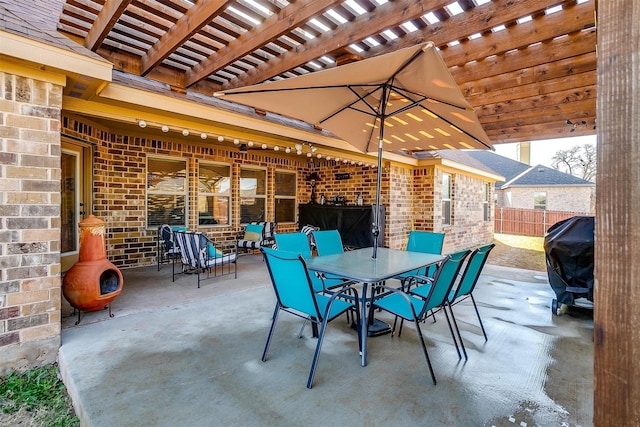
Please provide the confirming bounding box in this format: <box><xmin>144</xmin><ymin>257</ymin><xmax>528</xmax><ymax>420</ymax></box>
<box><xmin>62</xmin><ymin>215</ymin><xmax>123</xmax><ymax>324</ymax></box>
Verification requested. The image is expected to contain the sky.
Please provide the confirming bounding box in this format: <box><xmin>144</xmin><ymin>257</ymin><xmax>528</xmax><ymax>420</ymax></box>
<box><xmin>493</xmin><ymin>135</ymin><xmax>597</xmax><ymax>168</ymax></box>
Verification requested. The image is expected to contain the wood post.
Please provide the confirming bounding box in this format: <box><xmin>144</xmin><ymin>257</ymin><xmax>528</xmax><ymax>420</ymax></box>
<box><xmin>594</xmin><ymin>1</ymin><xmax>640</xmax><ymax>424</ymax></box>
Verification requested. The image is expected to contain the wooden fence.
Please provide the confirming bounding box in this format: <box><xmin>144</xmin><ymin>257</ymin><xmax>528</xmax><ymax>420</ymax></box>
<box><xmin>494</xmin><ymin>207</ymin><xmax>591</xmax><ymax>236</ymax></box>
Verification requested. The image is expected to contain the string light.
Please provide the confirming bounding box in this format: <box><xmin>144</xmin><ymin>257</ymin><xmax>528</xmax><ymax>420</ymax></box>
<box><xmin>134</xmin><ymin>119</ymin><xmax>375</xmax><ymax>166</ymax></box>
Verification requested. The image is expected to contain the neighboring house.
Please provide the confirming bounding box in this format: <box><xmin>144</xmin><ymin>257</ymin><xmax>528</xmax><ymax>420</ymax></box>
<box><xmin>465</xmin><ymin>150</ymin><xmax>595</xmax><ymax>214</ymax></box>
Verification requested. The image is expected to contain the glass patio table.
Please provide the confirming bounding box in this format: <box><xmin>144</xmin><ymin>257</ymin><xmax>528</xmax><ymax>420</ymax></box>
<box><xmin>306</xmin><ymin>247</ymin><xmax>444</xmax><ymax>367</ymax></box>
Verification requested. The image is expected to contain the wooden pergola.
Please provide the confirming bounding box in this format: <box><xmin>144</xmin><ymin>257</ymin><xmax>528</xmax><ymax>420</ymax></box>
<box><xmin>56</xmin><ymin>0</ymin><xmax>597</xmax><ymax>144</ymax></box>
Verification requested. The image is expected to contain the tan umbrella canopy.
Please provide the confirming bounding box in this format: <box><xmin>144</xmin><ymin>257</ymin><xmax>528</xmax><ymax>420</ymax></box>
<box><xmin>216</xmin><ymin>42</ymin><xmax>492</xmax><ymax>258</ymax></box>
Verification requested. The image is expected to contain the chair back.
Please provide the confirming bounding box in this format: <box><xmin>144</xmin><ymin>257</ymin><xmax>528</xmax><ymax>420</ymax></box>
<box><xmin>406</xmin><ymin>231</ymin><xmax>445</xmax><ymax>254</ymax></box>
<box><xmin>261</xmin><ymin>247</ymin><xmax>321</xmax><ymax>318</ymax></box>
<box><xmin>450</xmin><ymin>244</ymin><xmax>495</xmax><ymax>302</ymax></box>
<box><xmin>422</xmin><ymin>250</ymin><xmax>470</xmax><ymax>313</ymax></box>
<box><xmin>159</xmin><ymin>224</ymin><xmax>176</xmax><ymax>251</ymax></box>
<box><xmin>174</xmin><ymin>231</ymin><xmax>207</xmax><ymax>269</ymax></box>
<box><xmin>401</xmin><ymin>231</ymin><xmax>446</xmax><ymax>277</ymax></box>
<box><xmin>260</xmin><ymin>221</ymin><xmax>277</xmax><ymax>247</ymax></box>
<box><xmin>313</xmin><ymin>230</ymin><xmax>345</xmax><ymax>256</ymax></box>
<box><xmin>274</xmin><ymin>232</ymin><xmax>312</xmax><ymax>258</ymax></box>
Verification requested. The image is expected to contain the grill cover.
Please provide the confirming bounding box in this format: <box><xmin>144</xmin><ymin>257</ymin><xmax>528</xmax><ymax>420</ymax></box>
<box><xmin>544</xmin><ymin>216</ymin><xmax>595</xmax><ymax>305</ymax></box>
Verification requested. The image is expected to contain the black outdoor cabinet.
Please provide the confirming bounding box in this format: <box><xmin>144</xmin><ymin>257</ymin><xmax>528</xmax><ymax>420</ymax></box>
<box><xmin>298</xmin><ymin>204</ymin><xmax>385</xmax><ymax>249</ymax></box>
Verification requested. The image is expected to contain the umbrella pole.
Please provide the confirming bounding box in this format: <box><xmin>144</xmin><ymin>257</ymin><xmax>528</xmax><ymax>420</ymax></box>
<box><xmin>372</xmin><ymin>136</ymin><xmax>383</xmax><ymax>259</ymax></box>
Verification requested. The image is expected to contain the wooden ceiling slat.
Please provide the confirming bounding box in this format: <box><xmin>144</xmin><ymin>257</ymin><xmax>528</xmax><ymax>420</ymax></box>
<box><xmin>461</xmin><ymin>52</ymin><xmax>596</xmax><ymax>98</ymax></box>
<box><xmin>480</xmin><ymin>92</ymin><xmax>596</xmax><ymax>126</ymax></box>
<box><xmin>185</xmin><ymin>0</ymin><xmax>342</xmax><ymax>87</ymax></box>
<box><xmin>440</xmin><ymin>0</ymin><xmax>594</xmax><ymax>67</ymax></box>
<box><xmin>140</xmin><ymin>0</ymin><xmax>234</xmax><ymax>75</ymax></box>
<box><xmin>486</xmin><ymin>117</ymin><xmax>596</xmax><ymax>143</ymax></box>
<box><xmin>481</xmin><ymin>98</ymin><xmax>596</xmax><ymax>130</ymax></box>
<box><xmin>364</xmin><ymin>0</ymin><xmax>572</xmax><ymax>59</ymax></box>
<box><xmin>84</xmin><ymin>0</ymin><xmax>132</xmax><ymax>50</ymax></box>
<box><xmin>451</xmin><ymin>28</ymin><xmax>596</xmax><ymax>84</ymax></box>
<box><xmin>222</xmin><ymin>0</ymin><xmax>454</xmax><ymax>89</ymax></box>
<box><xmin>469</xmin><ymin>71</ymin><xmax>596</xmax><ymax>107</ymax></box>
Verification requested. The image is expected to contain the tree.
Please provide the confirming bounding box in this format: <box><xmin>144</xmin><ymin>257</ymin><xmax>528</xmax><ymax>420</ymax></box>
<box><xmin>551</xmin><ymin>143</ymin><xmax>597</xmax><ymax>182</ymax></box>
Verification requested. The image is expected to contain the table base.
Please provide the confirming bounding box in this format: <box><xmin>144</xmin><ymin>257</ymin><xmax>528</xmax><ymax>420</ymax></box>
<box><xmin>352</xmin><ymin>319</ymin><xmax>392</xmax><ymax>337</ymax></box>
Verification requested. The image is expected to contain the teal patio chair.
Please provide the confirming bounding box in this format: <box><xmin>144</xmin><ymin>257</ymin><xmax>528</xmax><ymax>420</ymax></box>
<box><xmin>275</xmin><ymin>232</ymin><xmax>348</xmax><ymax>292</ymax></box>
<box><xmin>372</xmin><ymin>250</ymin><xmax>470</xmax><ymax>385</ymax></box>
<box><xmin>312</xmin><ymin>229</ymin><xmax>346</xmax><ymax>256</ymax></box>
<box><xmin>260</xmin><ymin>247</ymin><xmax>361</xmax><ymax>389</ymax></box>
<box><xmin>447</xmin><ymin>244</ymin><xmax>495</xmax><ymax>354</ymax></box>
<box><xmin>396</xmin><ymin>231</ymin><xmax>446</xmax><ymax>286</ymax></box>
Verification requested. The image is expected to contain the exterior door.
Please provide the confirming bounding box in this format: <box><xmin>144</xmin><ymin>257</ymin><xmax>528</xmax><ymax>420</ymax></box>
<box><xmin>61</xmin><ymin>140</ymin><xmax>91</xmax><ymax>272</ymax></box>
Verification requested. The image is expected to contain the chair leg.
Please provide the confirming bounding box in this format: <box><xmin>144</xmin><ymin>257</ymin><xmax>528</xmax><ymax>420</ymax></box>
<box><xmin>414</xmin><ymin>320</ymin><xmax>437</xmax><ymax>385</ymax></box>
<box><xmin>470</xmin><ymin>294</ymin><xmax>488</xmax><ymax>341</ymax></box>
<box><xmin>307</xmin><ymin>317</ymin><xmax>329</xmax><ymax>389</ymax></box>
<box><xmin>297</xmin><ymin>317</ymin><xmax>309</xmax><ymax>339</ymax></box>
<box><xmin>441</xmin><ymin>306</ymin><xmax>463</xmax><ymax>360</ymax></box>
<box><xmin>262</xmin><ymin>305</ymin><xmax>281</xmax><ymax>362</ymax></box>
<box><xmin>446</xmin><ymin>303</ymin><xmax>468</xmax><ymax>361</ymax></box>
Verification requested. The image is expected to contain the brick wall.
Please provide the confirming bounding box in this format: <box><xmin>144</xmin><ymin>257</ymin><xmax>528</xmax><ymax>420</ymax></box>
<box><xmin>62</xmin><ymin>115</ymin><xmax>345</xmax><ymax>266</ymax></box>
<box><xmin>60</xmin><ymin>114</ymin><xmax>494</xmax><ymax>264</ymax></box>
<box><xmin>0</xmin><ymin>71</ymin><xmax>62</xmax><ymax>374</ymax></box>
<box><xmin>500</xmin><ymin>186</ymin><xmax>594</xmax><ymax>213</ymax></box>
<box><xmin>413</xmin><ymin>166</ymin><xmax>493</xmax><ymax>254</ymax></box>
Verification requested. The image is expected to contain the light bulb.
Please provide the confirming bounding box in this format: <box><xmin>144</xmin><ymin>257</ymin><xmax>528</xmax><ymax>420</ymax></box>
<box><xmin>200</xmin><ymin>133</ymin><xmax>207</xmax><ymax>139</ymax></box>
<box><xmin>261</xmin><ymin>143</ymin><xmax>267</xmax><ymax>149</ymax></box>
<box><xmin>233</xmin><ymin>139</ymin><xmax>240</xmax><ymax>145</ymax></box>
<box><xmin>218</xmin><ymin>136</ymin><xmax>224</xmax><ymax>142</ymax></box>
<box><xmin>138</xmin><ymin>120</ymin><xmax>147</xmax><ymax>128</ymax></box>
<box><xmin>182</xmin><ymin>129</ymin><xmax>189</xmax><ymax>137</ymax></box>
<box><xmin>295</xmin><ymin>144</ymin><xmax>302</xmax><ymax>151</ymax></box>
<box><xmin>248</xmin><ymin>141</ymin><xmax>254</xmax><ymax>147</ymax></box>
<box><xmin>326</xmin><ymin>156</ymin><xmax>331</xmax><ymax>161</ymax></box>
<box><xmin>317</xmin><ymin>154</ymin><xmax>322</xmax><ymax>158</ymax></box>
<box><xmin>274</xmin><ymin>146</ymin><xmax>280</xmax><ymax>151</ymax></box>
<box><xmin>297</xmin><ymin>150</ymin><xmax>302</xmax><ymax>155</ymax></box>
<box><xmin>285</xmin><ymin>147</ymin><xmax>291</xmax><ymax>153</ymax></box>
<box><xmin>161</xmin><ymin>125</ymin><xmax>169</xmax><ymax>132</ymax></box>
<box><xmin>307</xmin><ymin>152</ymin><xmax>312</xmax><ymax>157</ymax></box>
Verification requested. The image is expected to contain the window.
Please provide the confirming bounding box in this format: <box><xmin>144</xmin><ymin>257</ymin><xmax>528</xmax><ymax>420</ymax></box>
<box><xmin>534</xmin><ymin>192</ymin><xmax>547</xmax><ymax>210</ymax></box>
<box><xmin>442</xmin><ymin>172</ymin><xmax>452</xmax><ymax>225</ymax></box>
<box><xmin>240</xmin><ymin>167</ymin><xmax>266</xmax><ymax>223</ymax></box>
<box><xmin>147</xmin><ymin>157</ymin><xmax>187</xmax><ymax>228</ymax></box>
<box><xmin>483</xmin><ymin>183</ymin><xmax>490</xmax><ymax>222</ymax></box>
<box><xmin>275</xmin><ymin>170</ymin><xmax>296</xmax><ymax>223</ymax></box>
<box><xmin>198</xmin><ymin>162</ymin><xmax>230</xmax><ymax>226</ymax></box>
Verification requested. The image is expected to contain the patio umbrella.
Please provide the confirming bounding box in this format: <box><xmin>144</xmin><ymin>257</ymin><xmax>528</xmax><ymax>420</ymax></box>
<box><xmin>215</xmin><ymin>42</ymin><xmax>492</xmax><ymax>258</ymax></box>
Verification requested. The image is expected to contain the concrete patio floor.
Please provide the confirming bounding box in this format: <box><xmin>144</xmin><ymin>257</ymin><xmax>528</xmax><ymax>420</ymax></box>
<box><xmin>58</xmin><ymin>255</ymin><xmax>593</xmax><ymax>427</ymax></box>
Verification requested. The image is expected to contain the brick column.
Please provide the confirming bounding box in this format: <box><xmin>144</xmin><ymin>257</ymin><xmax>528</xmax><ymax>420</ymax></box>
<box><xmin>0</xmin><ymin>71</ymin><xmax>62</xmax><ymax>374</ymax></box>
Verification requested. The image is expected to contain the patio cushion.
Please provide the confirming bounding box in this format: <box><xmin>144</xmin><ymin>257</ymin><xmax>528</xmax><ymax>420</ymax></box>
<box><xmin>244</xmin><ymin>223</ymin><xmax>264</xmax><ymax>241</ymax></box>
<box><xmin>207</xmin><ymin>243</ymin><xmax>223</xmax><ymax>257</ymax></box>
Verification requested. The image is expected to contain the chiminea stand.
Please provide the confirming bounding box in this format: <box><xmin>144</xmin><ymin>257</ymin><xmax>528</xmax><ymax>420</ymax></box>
<box><xmin>62</xmin><ymin>215</ymin><xmax>124</xmax><ymax>325</ymax></box>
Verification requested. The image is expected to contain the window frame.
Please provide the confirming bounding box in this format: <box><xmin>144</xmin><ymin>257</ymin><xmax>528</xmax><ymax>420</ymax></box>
<box><xmin>533</xmin><ymin>191</ymin><xmax>547</xmax><ymax>210</ymax></box>
<box><xmin>197</xmin><ymin>161</ymin><xmax>231</xmax><ymax>227</ymax></box>
<box><xmin>442</xmin><ymin>172</ymin><xmax>452</xmax><ymax>226</ymax></box>
<box><xmin>274</xmin><ymin>169</ymin><xmax>297</xmax><ymax>224</ymax></box>
<box><xmin>483</xmin><ymin>182</ymin><xmax>490</xmax><ymax>222</ymax></box>
<box><xmin>239</xmin><ymin>166</ymin><xmax>267</xmax><ymax>224</ymax></box>
<box><xmin>146</xmin><ymin>156</ymin><xmax>188</xmax><ymax>229</ymax></box>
